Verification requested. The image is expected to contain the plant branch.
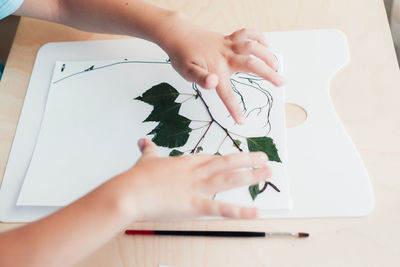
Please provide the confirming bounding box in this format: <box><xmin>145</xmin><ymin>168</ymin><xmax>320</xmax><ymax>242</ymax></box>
<box><xmin>189</xmin><ymin>83</ymin><xmax>280</xmax><ymax>195</ymax></box>
<box><xmin>192</xmin><ymin>83</ymin><xmax>243</xmax><ymax>152</ymax></box>
<box><xmin>259</xmin><ymin>181</ymin><xmax>280</xmax><ymax>194</ymax></box>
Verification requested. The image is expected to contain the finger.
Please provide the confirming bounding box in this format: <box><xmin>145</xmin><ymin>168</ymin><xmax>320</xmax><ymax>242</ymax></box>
<box><xmin>231</xmin><ymin>40</ymin><xmax>279</xmax><ymax>71</ymax></box>
<box><xmin>229</xmin><ymin>28</ymin><xmax>268</xmax><ymax>47</ymax></box>
<box><xmin>138</xmin><ymin>138</ymin><xmax>158</xmax><ymax>159</ymax></box>
<box><xmin>198</xmin><ymin>152</ymin><xmax>269</xmax><ymax>176</ymax></box>
<box><xmin>215</xmin><ymin>71</ymin><xmax>245</xmax><ymax>124</ymax></box>
<box><xmin>203</xmin><ymin>166</ymin><xmax>272</xmax><ymax>193</ymax></box>
<box><xmin>181</xmin><ymin>153</ymin><xmax>216</xmax><ymax>167</ymax></box>
<box><xmin>184</xmin><ymin>64</ymin><xmax>219</xmax><ymax>89</ymax></box>
<box><xmin>230</xmin><ymin>55</ymin><xmax>285</xmax><ymax>86</ymax></box>
<box><xmin>194</xmin><ymin>198</ymin><xmax>259</xmax><ymax>219</ymax></box>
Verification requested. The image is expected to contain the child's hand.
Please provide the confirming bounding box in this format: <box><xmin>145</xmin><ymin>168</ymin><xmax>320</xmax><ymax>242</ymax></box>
<box><xmin>115</xmin><ymin>138</ymin><xmax>272</xmax><ymax>221</ymax></box>
<box><xmin>160</xmin><ymin>16</ymin><xmax>285</xmax><ymax>124</ymax></box>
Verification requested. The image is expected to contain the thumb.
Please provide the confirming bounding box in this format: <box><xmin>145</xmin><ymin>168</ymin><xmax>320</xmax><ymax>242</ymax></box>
<box><xmin>138</xmin><ymin>138</ymin><xmax>158</xmax><ymax>159</ymax></box>
<box><xmin>186</xmin><ymin>64</ymin><xmax>219</xmax><ymax>89</ymax></box>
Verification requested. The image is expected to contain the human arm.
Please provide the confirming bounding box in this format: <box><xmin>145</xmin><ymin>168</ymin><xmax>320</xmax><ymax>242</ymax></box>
<box><xmin>14</xmin><ymin>0</ymin><xmax>284</xmax><ymax>124</ymax></box>
<box><xmin>0</xmin><ymin>139</ymin><xmax>271</xmax><ymax>266</ymax></box>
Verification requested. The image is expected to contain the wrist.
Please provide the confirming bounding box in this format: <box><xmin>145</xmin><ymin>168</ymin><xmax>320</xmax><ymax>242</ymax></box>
<box><xmin>99</xmin><ymin>172</ymin><xmax>141</xmax><ymax>223</ymax></box>
<box><xmin>151</xmin><ymin>11</ymin><xmax>190</xmax><ymax>53</ymax></box>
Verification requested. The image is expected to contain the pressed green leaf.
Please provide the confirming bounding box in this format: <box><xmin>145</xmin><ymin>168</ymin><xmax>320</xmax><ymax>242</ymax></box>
<box><xmin>135</xmin><ymin>83</ymin><xmax>179</xmax><ymax>105</ymax></box>
<box><xmin>232</xmin><ymin>139</ymin><xmax>242</xmax><ymax>148</ymax></box>
<box><xmin>247</xmin><ymin>137</ymin><xmax>281</xmax><ymax>162</ymax></box>
<box><xmin>149</xmin><ymin>115</ymin><xmax>192</xmax><ymax>148</ymax></box>
<box><xmin>249</xmin><ymin>184</ymin><xmax>260</xmax><ymax>200</ymax></box>
<box><xmin>196</xmin><ymin>146</ymin><xmax>203</xmax><ymax>154</ymax></box>
<box><xmin>143</xmin><ymin>102</ymin><xmax>181</xmax><ymax>122</ymax></box>
<box><xmin>136</xmin><ymin>83</ymin><xmax>193</xmax><ymax>149</ymax></box>
<box><xmin>169</xmin><ymin>149</ymin><xmax>184</xmax><ymax>157</ymax></box>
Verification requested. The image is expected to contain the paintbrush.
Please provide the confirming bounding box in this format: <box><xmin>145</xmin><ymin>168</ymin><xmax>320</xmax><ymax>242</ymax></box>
<box><xmin>125</xmin><ymin>230</ymin><xmax>309</xmax><ymax>238</ymax></box>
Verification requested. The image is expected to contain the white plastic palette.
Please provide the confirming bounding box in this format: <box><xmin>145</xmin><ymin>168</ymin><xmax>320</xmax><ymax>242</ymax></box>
<box><xmin>0</xmin><ymin>30</ymin><xmax>373</xmax><ymax>222</ymax></box>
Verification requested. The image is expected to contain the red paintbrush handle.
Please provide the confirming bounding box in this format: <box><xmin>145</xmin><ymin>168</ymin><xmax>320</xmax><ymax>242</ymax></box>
<box><xmin>125</xmin><ymin>230</ymin><xmax>155</xmax><ymax>235</ymax></box>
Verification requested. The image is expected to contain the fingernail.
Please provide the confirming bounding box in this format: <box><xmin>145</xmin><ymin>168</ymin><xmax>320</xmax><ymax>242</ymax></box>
<box><xmin>206</xmin><ymin>73</ymin><xmax>219</xmax><ymax>89</ymax></box>
<box><xmin>138</xmin><ymin>138</ymin><xmax>145</xmax><ymax>151</ymax></box>
<box><xmin>252</xmin><ymin>208</ymin><xmax>259</xmax><ymax>218</ymax></box>
<box><xmin>260</xmin><ymin>153</ymin><xmax>269</xmax><ymax>161</ymax></box>
<box><xmin>263</xmin><ymin>166</ymin><xmax>273</xmax><ymax>177</ymax></box>
<box><xmin>237</xmin><ymin>116</ymin><xmax>245</xmax><ymax>125</ymax></box>
<box><xmin>276</xmin><ymin>76</ymin><xmax>285</xmax><ymax>86</ymax></box>
<box><xmin>243</xmin><ymin>208</ymin><xmax>259</xmax><ymax>219</ymax></box>
<box><xmin>262</xmin><ymin>166</ymin><xmax>271</xmax><ymax>175</ymax></box>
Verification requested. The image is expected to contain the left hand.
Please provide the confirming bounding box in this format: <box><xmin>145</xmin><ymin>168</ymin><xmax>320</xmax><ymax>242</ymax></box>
<box><xmin>160</xmin><ymin>16</ymin><xmax>285</xmax><ymax>124</ymax></box>
<box><xmin>112</xmin><ymin>138</ymin><xmax>272</xmax><ymax>221</ymax></box>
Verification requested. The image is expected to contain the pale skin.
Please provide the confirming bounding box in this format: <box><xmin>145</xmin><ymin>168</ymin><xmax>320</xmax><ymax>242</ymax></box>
<box><xmin>0</xmin><ymin>0</ymin><xmax>283</xmax><ymax>266</ymax></box>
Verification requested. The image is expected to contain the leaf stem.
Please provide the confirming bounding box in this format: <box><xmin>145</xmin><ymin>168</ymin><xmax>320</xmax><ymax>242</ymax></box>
<box><xmin>228</xmin><ymin>131</ymin><xmax>247</xmax><ymax>139</ymax></box>
<box><xmin>191</xmin><ymin>119</ymin><xmax>212</xmax><ymax>123</ymax></box>
<box><xmin>191</xmin><ymin>122</ymin><xmax>211</xmax><ymax>131</ymax></box>
<box><xmin>181</xmin><ymin>95</ymin><xmax>195</xmax><ymax>104</ymax></box>
<box><xmin>190</xmin><ymin>121</ymin><xmax>213</xmax><ymax>154</ymax></box>
<box><xmin>179</xmin><ymin>93</ymin><xmax>197</xmax><ymax>96</ymax></box>
<box><xmin>216</xmin><ymin>135</ymin><xmax>228</xmax><ymax>153</ymax></box>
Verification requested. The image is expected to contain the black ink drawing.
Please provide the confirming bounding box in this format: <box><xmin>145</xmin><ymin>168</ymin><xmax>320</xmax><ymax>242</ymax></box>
<box><xmin>231</xmin><ymin>72</ymin><xmax>274</xmax><ymax>133</ymax></box>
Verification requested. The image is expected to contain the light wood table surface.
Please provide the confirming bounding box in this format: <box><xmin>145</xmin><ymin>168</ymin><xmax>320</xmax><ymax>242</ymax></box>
<box><xmin>1</xmin><ymin>0</ymin><xmax>400</xmax><ymax>266</ymax></box>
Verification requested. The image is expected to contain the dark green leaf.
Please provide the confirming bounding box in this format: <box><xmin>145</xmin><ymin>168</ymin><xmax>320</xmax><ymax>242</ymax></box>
<box><xmin>149</xmin><ymin>115</ymin><xmax>192</xmax><ymax>148</ymax></box>
<box><xmin>247</xmin><ymin>137</ymin><xmax>281</xmax><ymax>162</ymax></box>
<box><xmin>214</xmin><ymin>152</ymin><xmax>222</xmax><ymax>156</ymax></box>
<box><xmin>195</xmin><ymin>146</ymin><xmax>203</xmax><ymax>153</ymax></box>
<box><xmin>136</xmin><ymin>83</ymin><xmax>193</xmax><ymax>149</ymax></box>
<box><xmin>169</xmin><ymin>149</ymin><xmax>184</xmax><ymax>157</ymax></box>
<box><xmin>249</xmin><ymin>184</ymin><xmax>260</xmax><ymax>200</ymax></box>
<box><xmin>135</xmin><ymin>83</ymin><xmax>179</xmax><ymax>105</ymax></box>
<box><xmin>143</xmin><ymin>102</ymin><xmax>181</xmax><ymax>122</ymax></box>
<box><xmin>233</xmin><ymin>139</ymin><xmax>242</xmax><ymax>148</ymax></box>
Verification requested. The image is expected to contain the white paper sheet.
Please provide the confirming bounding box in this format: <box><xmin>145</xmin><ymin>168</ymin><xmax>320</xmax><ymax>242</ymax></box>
<box><xmin>17</xmin><ymin>56</ymin><xmax>291</xmax><ymax>210</ymax></box>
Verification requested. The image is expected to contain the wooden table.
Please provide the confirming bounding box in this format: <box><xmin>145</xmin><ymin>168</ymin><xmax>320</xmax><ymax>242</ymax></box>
<box><xmin>1</xmin><ymin>0</ymin><xmax>399</xmax><ymax>266</ymax></box>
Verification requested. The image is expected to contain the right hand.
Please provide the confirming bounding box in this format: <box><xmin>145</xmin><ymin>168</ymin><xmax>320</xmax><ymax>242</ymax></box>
<box><xmin>114</xmin><ymin>138</ymin><xmax>272</xmax><ymax>221</ymax></box>
<box><xmin>160</xmin><ymin>15</ymin><xmax>284</xmax><ymax>124</ymax></box>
